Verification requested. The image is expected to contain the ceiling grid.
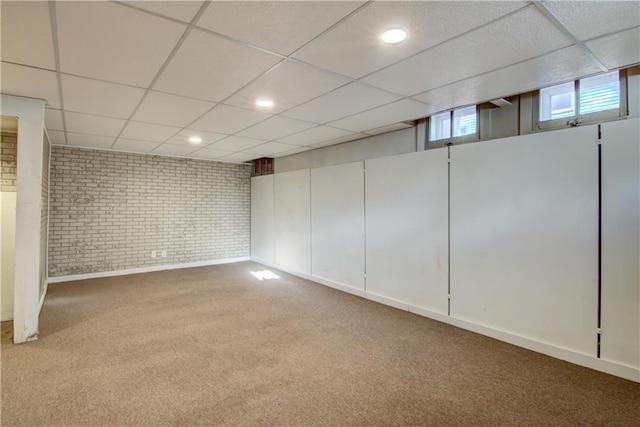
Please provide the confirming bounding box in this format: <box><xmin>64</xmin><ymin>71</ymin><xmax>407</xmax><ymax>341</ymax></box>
<box><xmin>1</xmin><ymin>0</ymin><xmax>637</xmax><ymax>162</ymax></box>
<box><xmin>531</xmin><ymin>0</ymin><xmax>608</xmax><ymax>72</ymax></box>
<box><xmin>108</xmin><ymin>1</ymin><xmax>212</xmax><ymax>150</ymax></box>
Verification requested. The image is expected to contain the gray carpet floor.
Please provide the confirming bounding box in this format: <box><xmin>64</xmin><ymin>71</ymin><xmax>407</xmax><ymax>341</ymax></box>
<box><xmin>1</xmin><ymin>261</ymin><xmax>639</xmax><ymax>425</ymax></box>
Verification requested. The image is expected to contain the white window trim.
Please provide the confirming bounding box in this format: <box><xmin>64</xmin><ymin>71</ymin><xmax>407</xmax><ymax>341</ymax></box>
<box><xmin>534</xmin><ymin>70</ymin><xmax>627</xmax><ymax>131</ymax></box>
<box><xmin>428</xmin><ymin>106</ymin><xmax>479</xmax><ymax>148</ymax></box>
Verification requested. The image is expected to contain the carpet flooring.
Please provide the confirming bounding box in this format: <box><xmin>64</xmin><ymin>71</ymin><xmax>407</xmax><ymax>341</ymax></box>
<box><xmin>1</xmin><ymin>261</ymin><xmax>639</xmax><ymax>425</ymax></box>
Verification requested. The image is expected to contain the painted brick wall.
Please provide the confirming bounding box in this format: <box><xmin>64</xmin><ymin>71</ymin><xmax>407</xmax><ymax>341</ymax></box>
<box><xmin>1</xmin><ymin>132</ymin><xmax>17</xmax><ymax>192</ymax></box>
<box><xmin>48</xmin><ymin>146</ymin><xmax>251</xmax><ymax>277</ymax></box>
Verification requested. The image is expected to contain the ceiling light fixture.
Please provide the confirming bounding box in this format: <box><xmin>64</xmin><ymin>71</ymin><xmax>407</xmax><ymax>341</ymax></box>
<box><xmin>255</xmin><ymin>99</ymin><xmax>274</xmax><ymax>108</ymax></box>
<box><xmin>380</xmin><ymin>28</ymin><xmax>407</xmax><ymax>44</ymax></box>
<box><xmin>188</xmin><ymin>136</ymin><xmax>202</xmax><ymax>144</ymax></box>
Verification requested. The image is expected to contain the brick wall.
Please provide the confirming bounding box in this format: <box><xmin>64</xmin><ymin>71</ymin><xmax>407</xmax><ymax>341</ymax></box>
<box><xmin>48</xmin><ymin>146</ymin><xmax>251</xmax><ymax>277</ymax></box>
<box><xmin>1</xmin><ymin>132</ymin><xmax>17</xmax><ymax>192</ymax></box>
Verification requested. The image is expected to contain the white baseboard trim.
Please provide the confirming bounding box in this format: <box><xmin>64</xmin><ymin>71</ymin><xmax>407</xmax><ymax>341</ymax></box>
<box><xmin>48</xmin><ymin>256</ymin><xmax>251</xmax><ymax>284</ymax></box>
<box><xmin>251</xmin><ymin>257</ymin><xmax>640</xmax><ymax>383</ymax></box>
<box><xmin>408</xmin><ymin>306</ymin><xmax>639</xmax><ymax>383</ymax></box>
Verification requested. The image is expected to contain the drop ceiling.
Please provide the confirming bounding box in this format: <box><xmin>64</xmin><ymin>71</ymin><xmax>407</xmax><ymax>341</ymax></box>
<box><xmin>1</xmin><ymin>1</ymin><xmax>638</xmax><ymax>163</ymax></box>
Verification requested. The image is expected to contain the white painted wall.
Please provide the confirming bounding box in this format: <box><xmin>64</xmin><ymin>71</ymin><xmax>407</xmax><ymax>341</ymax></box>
<box><xmin>274</xmin><ymin>169</ymin><xmax>311</xmax><ymax>274</ymax></box>
<box><xmin>276</xmin><ymin>127</ymin><xmax>416</xmax><ymax>173</ymax></box>
<box><xmin>450</xmin><ymin>126</ymin><xmax>598</xmax><ymax>356</ymax></box>
<box><xmin>252</xmin><ymin>78</ymin><xmax>640</xmax><ymax>381</ymax></box>
<box><xmin>1</xmin><ymin>192</ymin><xmax>16</xmax><ymax>321</ymax></box>
<box><xmin>601</xmin><ymin>118</ymin><xmax>640</xmax><ymax>369</ymax></box>
<box><xmin>311</xmin><ymin>162</ymin><xmax>365</xmax><ymax>290</ymax></box>
<box><xmin>1</xmin><ymin>94</ymin><xmax>46</xmax><ymax>343</ymax></box>
<box><xmin>365</xmin><ymin>149</ymin><xmax>449</xmax><ymax>313</ymax></box>
<box><xmin>250</xmin><ymin>175</ymin><xmax>274</xmax><ymax>264</ymax></box>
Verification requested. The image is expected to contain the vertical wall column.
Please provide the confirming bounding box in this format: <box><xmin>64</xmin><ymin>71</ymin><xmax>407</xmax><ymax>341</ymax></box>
<box><xmin>1</xmin><ymin>95</ymin><xmax>46</xmax><ymax>343</ymax></box>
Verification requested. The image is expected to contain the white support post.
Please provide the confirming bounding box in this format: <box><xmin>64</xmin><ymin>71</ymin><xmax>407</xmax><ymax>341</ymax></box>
<box><xmin>1</xmin><ymin>94</ymin><xmax>46</xmax><ymax>343</ymax></box>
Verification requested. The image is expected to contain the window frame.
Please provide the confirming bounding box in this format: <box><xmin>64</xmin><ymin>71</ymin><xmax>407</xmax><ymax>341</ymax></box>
<box><xmin>534</xmin><ymin>70</ymin><xmax>627</xmax><ymax>131</ymax></box>
<box><xmin>427</xmin><ymin>105</ymin><xmax>479</xmax><ymax>148</ymax></box>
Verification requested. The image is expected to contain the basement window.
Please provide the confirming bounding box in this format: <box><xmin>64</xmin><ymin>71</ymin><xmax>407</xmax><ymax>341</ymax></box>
<box><xmin>536</xmin><ymin>70</ymin><xmax>625</xmax><ymax>129</ymax></box>
<box><xmin>453</xmin><ymin>106</ymin><xmax>478</xmax><ymax>137</ymax></box>
<box><xmin>428</xmin><ymin>106</ymin><xmax>478</xmax><ymax>147</ymax></box>
<box><xmin>540</xmin><ymin>81</ymin><xmax>575</xmax><ymax>121</ymax></box>
<box><xmin>429</xmin><ymin>112</ymin><xmax>451</xmax><ymax>141</ymax></box>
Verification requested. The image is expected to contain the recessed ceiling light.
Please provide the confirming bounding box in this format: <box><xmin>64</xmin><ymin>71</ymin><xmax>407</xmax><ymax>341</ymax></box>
<box><xmin>255</xmin><ymin>99</ymin><xmax>274</xmax><ymax>108</ymax></box>
<box><xmin>380</xmin><ymin>28</ymin><xmax>407</xmax><ymax>44</ymax></box>
<box><xmin>188</xmin><ymin>136</ymin><xmax>202</xmax><ymax>144</ymax></box>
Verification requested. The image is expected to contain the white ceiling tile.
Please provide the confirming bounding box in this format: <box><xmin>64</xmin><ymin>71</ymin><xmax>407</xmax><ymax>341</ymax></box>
<box><xmin>278</xmin><ymin>125</ymin><xmax>354</xmax><ymax>146</ymax></box>
<box><xmin>0</xmin><ymin>63</ymin><xmax>61</xmax><ymax>109</ymax></box>
<box><xmin>112</xmin><ymin>139</ymin><xmax>161</xmax><ymax>153</ymax></box>
<box><xmin>245</xmin><ymin>142</ymin><xmax>302</xmax><ymax>156</ymax></box>
<box><xmin>65</xmin><ymin>112</ymin><xmax>127</xmax><ymax>137</ymax></box>
<box><xmin>196</xmin><ymin>1</ymin><xmax>365</xmax><ymax>55</ymax></box>
<box><xmin>66</xmin><ymin>133</ymin><xmax>115</xmax><ymax>149</ymax></box>
<box><xmin>46</xmin><ymin>130</ymin><xmax>67</xmax><ymax>145</ymax></box>
<box><xmin>150</xmin><ymin>143</ymin><xmax>199</xmax><ymax>157</ymax></box>
<box><xmin>224</xmin><ymin>60</ymin><xmax>351</xmax><ymax>113</ymax></box>
<box><xmin>328</xmin><ymin>99</ymin><xmax>433</xmax><ymax>133</ymax></box>
<box><xmin>191</xmin><ymin>104</ymin><xmax>272</xmax><ymax>134</ymax></box>
<box><xmin>363</xmin><ymin>6</ymin><xmax>574</xmax><ymax>96</ymax></box>
<box><xmin>188</xmin><ymin>148</ymin><xmax>234</xmax><ymax>160</ymax></box>
<box><xmin>166</xmin><ymin>129</ymin><xmax>227</xmax><ymax>147</ymax></box>
<box><xmin>364</xmin><ymin>122</ymin><xmax>414</xmax><ymax>136</ymax></box>
<box><xmin>61</xmin><ymin>74</ymin><xmax>145</xmax><ymax>119</ymax></box>
<box><xmin>122</xmin><ymin>1</ymin><xmax>204</xmax><ymax>23</ymax></box>
<box><xmin>281</xmin><ymin>82</ymin><xmax>401</xmax><ymax>124</ymax></box>
<box><xmin>120</xmin><ymin>121</ymin><xmax>181</xmax><ymax>142</ymax></box>
<box><xmin>56</xmin><ymin>2</ymin><xmax>186</xmax><ymax>87</ymax></box>
<box><xmin>544</xmin><ymin>1</ymin><xmax>640</xmax><ymax>41</ymax></box>
<box><xmin>132</xmin><ymin>91</ymin><xmax>215</xmax><ymax>127</ymax></box>
<box><xmin>0</xmin><ymin>1</ymin><xmax>55</xmax><ymax>69</ymax></box>
<box><xmin>154</xmin><ymin>29</ymin><xmax>281</xmax><ymax>101</ymax></box>
<box><xmin>293</xmin><ymin>1</ymin><xmax>529</xmax><ymax>78</ymax></box>
<box><xmin>412</xmin><ymin>46</ymin><xmax>601</xmax><ymax>112</ymax></box>
<box><xmin>218</xmin><ymin>152</ymin><xmax>259</xmax><ymax>163</ymax></box>
<box><xmin>586</xmin><ymin>27</ymin><xmax>640</xmax><ymax>71</ymax></box>
<box><xmin>45</xmin><ymin>109</ymin><xmax>64</xmax><ymax>131</ymax></box>
<box><xmin>208</xmin><ymin>136</ymin><xmax>266</xmax><ymax>152</ymax></box>
<box><xmin>237</xmin><ymin>115</ymin><xmax>317</xmax><ymax>141</ymax></box>
<box><xmin>310</xmin><ymin>133</ymin><xmax>366</xmax><ymax>148</ymax></box>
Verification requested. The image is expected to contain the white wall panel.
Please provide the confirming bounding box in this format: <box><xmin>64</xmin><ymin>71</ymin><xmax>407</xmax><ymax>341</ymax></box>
<box><xmin>601</xmin><ymin>118</ymin><xmax>640</xmax><ymax>368</ymax></box>
<box><xmin>450</xmin><ymin>126</ymin><xmax>598</xmax><ymax>355</ymax></box>
<box><xmin>365</xmin><ymin>149</ymin><xmax>449</xmax><ymax>314</ymax></box>
<box><xmin>274</xmin><ymin>169</ymin><xmax>311</xmax><ymax>274</ymax></box>
<box><xmin>276</xmin><ymin>127</ymin><xmax>415</xmax><ymax>173</ymax></box>
<box><xmin>311</xmin><ymin>162</ymin><xmax>365</xmax><ymax>290</ymax></box>
<box><xmin>251</xmin><ymin>175</ymin><xmax>274</xmax><ymax>264</ymax></box>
